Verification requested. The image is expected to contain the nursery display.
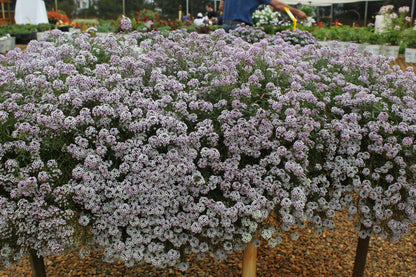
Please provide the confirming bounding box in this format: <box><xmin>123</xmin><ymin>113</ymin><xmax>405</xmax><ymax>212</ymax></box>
<box><xmin>0</xmin><ymin>34</ymin><xmax>14</xmax><ymax>54</ymax></box>
<box><xmin>0</xmin><ymin>18</ymin><xmax>415</xmax><ymax>277</ymax></box>
<box><xmin>403</xmin><ymin>28</ymin><xmax>416</xmax><ymax>63</ymax></box>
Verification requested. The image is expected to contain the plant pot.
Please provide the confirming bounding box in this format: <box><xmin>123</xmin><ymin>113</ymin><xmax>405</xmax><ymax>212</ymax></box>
<box><xmin>318</xmin><ymin>40</ymin><xmax>331</xmax><ymax>48</ymax></box>
<box><xmin>36</xmin><ymin>31</ymin><xmax>50</xmax><ymax>41</ymax></box>
<box><xmin>405</xmin><ymin>47</ymin><xmax>416</xmax><ymax>64</ymax></box>
<box><xmin>364</xmin><ymin>44</ymin><xmax>381</xmax><ymax>56</ymax></box>
<box><xmin>355</xmin><ymin>43</ymin><xmax>367</xmax><ymax>53</ymax></box>
<box><xmin>374</xmin><ymin>15</ymin><xmax>388</xmax><ymax>33</ymax></box>
<box><xmin>96</xmin><ymin>32</ymin><xmax>110</xmax><ymax>39</ymax></box>
<box><xmin>0</xmin><ymin>35</ymin><xmax>15</xmax><ymax>53</ymax></box>
<box><xmin>0</xmin><ymin>39</ymin><xmax>7</xmax><ymax>54</ymax></box>
<box><xmin>7</xmin><ymin>36</ymin><xmax>15</xmax><ymax>51</ymax></box>
<box><xmin>12</xmin><ymin>32</ymin><xmax>37</xmax><ymax>44</ymax></box>
<box><xmin>336</xmin><ymin>41</ymin><xmax>352</xmax><ymax>51</ymax></box>
<box><xmin>380</xmin><ymin>45</ymin><xmax>399</xmax><ymax>59</ymax></box>
<box><xmin>58</xmin><ymin>25</ymin><xmax>70</xmax><ymax>32</ymax></box>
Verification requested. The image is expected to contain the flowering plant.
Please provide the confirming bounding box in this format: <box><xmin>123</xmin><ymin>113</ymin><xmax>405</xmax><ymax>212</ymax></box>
<box><xmin>0</xmin><ymin>23</ymin><xmax>36</xmax><ymax>35</ymax></box>
<box><xmin>135</xmin><ymin>9</ymin><xmax>160</xmax><ymax>23</ymax></box>
<box><xmin>299</xmin><ymin>5</ymin><xmax>314</xmax><ymax>17</ymax></box>
<box><xmin>228</xmin><ymin>25</ymin><xmax>267</xmax><ymax>42</ymax></box>
<box><xmin>47</xmin><ymin>10</ymin><xmax>70</xmax><ymax>26</ymax></box>
<box><xmin>379</xmin><ymin>5</ymin><xmax>412</xmax><ymax>45</ymax></box>
<box><xmin>252</xmin><ymin>6</ymin><xmax>281</xmax><ymax>26</ymax></box>
<box><xmin>403</xmin><ymin>29</ymin><xmax>416</xmax><ymax>48</ymax></box>
<box><xmin>96</xmin><ymin>19</ymin><xmax>117</xmax><ymax>33</ymax></box>
<box><xmin>120</xmin><ymin>17</ymin><xmax>132</xmax><ymax>32</ymax></box>
<box><xmin>0</xmin><ymin>27</ymin><xmax>415</xmax><ymax>272</ymax></box>
<box><xmin>133</xmin><ymin>9</ymin><xmax>189</xmax><ymax>32</ymax></box>
<box><xmin>276</xmin><ymin>28</ymin><xmax>318</xmax><ymax>46</ymax></box>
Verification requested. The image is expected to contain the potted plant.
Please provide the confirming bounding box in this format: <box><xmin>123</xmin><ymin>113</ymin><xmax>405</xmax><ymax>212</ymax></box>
<box><xmin>47</xmin><ymin>10</ymin><xmax>72</xmax><ymax>32</ymax></box>
<box><xmin>377</xmin><ymin>5</ymin><xmax>411</xmax><ymax>59</ymax></box>
<box><xmin>35</xmin><ymin>23</ymin><xmax>53</xmax><ymax>41</ymax></box>
<box><xmin>9</xmin><ymin>24</ymin><xmax>37</xmax><ymax>44</ymax></box>
<box><xmin>252</xmin><ymin>6</ymin><xmax>281</xmax><ymax>27</ymax></box>
<box><xmin>0</xmin><ymin>24</ymin><xmax>16</xmax><ymax>52</ymax></box>
<box><xmin>0</xmin><ymin>32</ymin><xmax>9</xmax><ymax>53</ymax></box>
<box><xmin>403</xmin><ymin>29</ymin><xmax>416</xmax><ymax>63</ymax></box>
<box><xmin>361</xmin><ymin>30</ymin><xmax>383</xmax><ymax>55</ymax></box>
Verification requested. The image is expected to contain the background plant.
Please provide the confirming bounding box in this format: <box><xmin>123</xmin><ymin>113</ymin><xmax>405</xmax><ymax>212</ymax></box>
<box><xmin>379</xmin><ymin>5</ymin><xmax>412</xmax><ymax>45</ymax></box>
<box><xmin>47</xmin><ymin>10</ymin><xmax>70</xmax><ymax>26</ymax></box>
<box><xmin>402</xmin><ymin>29</ymin><xmax>416</xmax><ymax>49</ymax></box>
<box><xmin>299</xmin><ymin>5</ymin><xmax>314</xmax><ymax>17</ymax></box>
<box><xmin>252</xmin><ymin>6</ymin><xmax>281</xmax><ymax>27</ymax></box>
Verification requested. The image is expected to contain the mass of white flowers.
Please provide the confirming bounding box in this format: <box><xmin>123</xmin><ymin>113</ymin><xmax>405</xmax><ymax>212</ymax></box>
<box><xmin>252</xmin><ymin>6</ymin><xmax>281</xmax><ymax>26</ymax></box>
<box><xmin>0</xmin><ymin>27</ymin><xmax>415</xmax><ymax>271</ymax></box>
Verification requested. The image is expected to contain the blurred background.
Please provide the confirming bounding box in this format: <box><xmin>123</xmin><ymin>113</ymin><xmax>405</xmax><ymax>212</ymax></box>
<box><xmin>1</xmin><ymin>0</ymin><xmax>414</xmax><ymax>25</ymax></box>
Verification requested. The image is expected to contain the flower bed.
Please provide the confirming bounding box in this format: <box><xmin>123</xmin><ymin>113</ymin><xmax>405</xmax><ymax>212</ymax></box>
<box><xmin>0</xmin><ymin>27</ymin><xmax>415</xmax><ymax>275</ymax></box>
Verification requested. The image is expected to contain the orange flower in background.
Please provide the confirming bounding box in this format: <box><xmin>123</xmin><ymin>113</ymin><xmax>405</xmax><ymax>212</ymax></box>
<box><xmin>47</xmin><ymin>11</ymin><xmax>70</xmax><ymax>25</ymax></box>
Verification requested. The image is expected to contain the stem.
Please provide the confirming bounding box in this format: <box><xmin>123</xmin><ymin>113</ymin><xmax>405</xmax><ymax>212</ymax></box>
<box><xmin>352</xmin><ymin>234</ymin><xmax>370</xmax><ymax>277</ymax></box>
<box><xmin>29</xmin><ymin>249</ymin><xmax>46</xmax><ymax>277</ymax></box>
<box><xmin>242</xmin><ymin>241</ymin><xmax>257</xmax><ymax>277</ymax></box>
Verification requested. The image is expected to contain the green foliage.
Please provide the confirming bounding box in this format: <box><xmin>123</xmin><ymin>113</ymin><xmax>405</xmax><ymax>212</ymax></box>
<box><xmin>131</xmin><ymin>9</ymin><xmax>193</xmax><ymax>32</ymax></box>
<box><xmin>135</xmin><ymin>9</ymin><xmax>161</xmax><ymax>22</ymax></box>
<box><xmin>307</xmin><ymin>26</ymin><xmax>328</xmax><ymax>41</ymax></box>
<box><xmin>96</xmin><ymin>19</ymin><xmax>118</xmax><ymax>33</ymax></box>
<box><xmin>402</xmin><ymin>29</ymin><xmax>416</xmax><ymax>49</ymax></box>
<box><xmin>36</xmin><ymin>23</ymin><xmax>54</xmax><ymax>32</ymax></box>
<box><xmin>95</xmin><ymin>0</ymin><xmax>147</xmax><ymax>19</ymax></box>
<box><xmin>72</xmin><ymin>19</ymin><xmax>100</xmax><ymax>25</ymax></box>
<box><xmin>95</xmin><ymin>0</ymin><xmax>123</xmax><ymax>19</ymax></box>
<box><xmin>0</xmin><ymin>24</ymin><xmax>36</xmax><ymax>34</ymax></box>
<box><xmin>366</xmin><ymin>31</ymin><xmax>382</xmax><ymax>44</ymax></box>
<box><xmin>378</xmin><ymin>5</ymin><xmax>412</xmax><ymax>45</ymax></box>
<box><xmin>153</xmin><ymin>0</ymin><xmax>187</xmax><ymax>19</ymax></box>
<box><xmin>305</xmin><ymin>25</ymin><xmax>385</xmax><ymax>45</ymax></box>
<box><xmin>299</xmin><ymin>5</ymin><xmax>314</xmax><ymax>17</ymax></box>
<box><xmin>43</xmin><ymin>0</ymin><xmax>77</xmax><ymax>18</ymax></box>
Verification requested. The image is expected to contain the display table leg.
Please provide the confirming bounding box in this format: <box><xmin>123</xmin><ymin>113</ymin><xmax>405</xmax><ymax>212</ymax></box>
<box><xmin>242</xmin><ymin>241</ymin><xmax>257</xmax><ymax>277</ymax></box>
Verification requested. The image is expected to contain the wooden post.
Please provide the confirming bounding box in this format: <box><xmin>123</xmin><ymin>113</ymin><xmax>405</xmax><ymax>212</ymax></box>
<box><xmin>29</xmin><ymin>250</ymin><xmax>46</xmax><ymax>277</ymax></box>
<box><xmin>1</xmin><ymin>2</ymin><xmax>5</xmax><ymax>19</ymax></box>
<box><xmin>352</xmin><ymin>235</ymin><xmax>370</xmax><ymax>277</ymax></box>
<box><xmin>242</xmin><ymin>241</ymin><xmax>257</xmax><ymax>277</ymax></box>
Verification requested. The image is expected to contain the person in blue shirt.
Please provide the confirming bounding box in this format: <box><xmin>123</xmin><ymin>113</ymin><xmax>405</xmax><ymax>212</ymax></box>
<box><xmin>182</xmin><ymin>13</ymin><xmax>191</xmax><ymax>22</ymax></box>
<box><xmin>220</xmin><ymin>0</ymin><xmax>307</xmax><ymax>32</ymax></box>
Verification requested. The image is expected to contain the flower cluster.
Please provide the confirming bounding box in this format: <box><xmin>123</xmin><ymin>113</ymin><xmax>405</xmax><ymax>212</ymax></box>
<box><xmin>0</xmin><ymin>27</ymin><xmax>415</xmax><ymax>271</ymax></box>
<box><xmin>47</xmin><ymin>10</ymin><xmax>70</xmax><ymax>26</ymax></box>
<box><xmin>379</xmin><ymin>5</ymin><xmax>412</xmax><ymax>45</ymax></box>
<box><xmin>275</xmin><ymin>29</ymin><xmax>318</xmax><ymax>46</ymax></box>
<box><xmin>120</xmin><ymin>17</ymin><xmax>132</xmax><ymax>32</ymax></box>
<box><xmin>229</xmin><ymin>25</ymin><xmax>267</xmax><ymax>43</ymax></box>
<box><xmin>133</xmin><ymin>9</ymin><xmax>188</xmax><ymax>32</ymax></box>
<box><xmin>252</xmin><ymin>6</ymin><xmax>281</xmax><ymax>27</ymax></box>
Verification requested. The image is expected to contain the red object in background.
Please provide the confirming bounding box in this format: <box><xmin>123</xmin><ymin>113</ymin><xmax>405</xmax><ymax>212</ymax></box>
<box><xmin>318</xmin><ymin>22</ymin><xmax>323</xmax><ymax>28</ymax></box>
<box><xmin>47</xmin><ymin>11</ymin><xmax>70</xmax><ymax>25</ymax></box>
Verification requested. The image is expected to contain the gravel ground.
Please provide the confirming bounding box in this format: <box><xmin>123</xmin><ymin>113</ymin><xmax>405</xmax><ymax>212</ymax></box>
<box><xmin>0</xmin><ymin>49</ymin><xmax>415</xmax><ymax>277</ymax></box>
